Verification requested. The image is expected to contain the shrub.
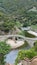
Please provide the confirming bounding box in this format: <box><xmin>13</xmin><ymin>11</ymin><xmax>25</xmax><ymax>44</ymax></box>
<box><xmin>15</xmin><ymin>49</ymin><xmax>37</xmax><ymax>65</ymax></box>
<box><xmin>0</xmin><ymin>41</ymin><xmax>11</xmax><ymax>65</ymax></box>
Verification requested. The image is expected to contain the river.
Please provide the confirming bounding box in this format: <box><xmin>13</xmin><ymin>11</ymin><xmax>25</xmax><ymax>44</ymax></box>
<box><xmin>5</xmin><ymin>44</ymin><xmax>30</xmax><ymax>64</ymax></box>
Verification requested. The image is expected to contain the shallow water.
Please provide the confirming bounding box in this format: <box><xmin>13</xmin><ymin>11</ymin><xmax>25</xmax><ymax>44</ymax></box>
<box><xmin>5</xmin><ymin>45</ymin><xmax>30</xmax><ymax>64</ymax></box>
<box><xmin>5</xmin><ymin>50</ymin><xmax>18</xmax><ymax>64</ymax></box>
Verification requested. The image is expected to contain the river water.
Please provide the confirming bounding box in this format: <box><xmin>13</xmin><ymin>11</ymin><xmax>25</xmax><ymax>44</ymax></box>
<box><xmin>5</xmin><ymin>44</ymin><xmax>30</xmax><ymax>64</ymax></box>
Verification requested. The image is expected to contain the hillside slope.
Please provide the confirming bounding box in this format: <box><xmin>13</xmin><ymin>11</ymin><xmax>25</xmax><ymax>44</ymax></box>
<box><xmin>0</xmin><ymin>0</ymin><xmax>37</xmax><ymax>14</ymax></box>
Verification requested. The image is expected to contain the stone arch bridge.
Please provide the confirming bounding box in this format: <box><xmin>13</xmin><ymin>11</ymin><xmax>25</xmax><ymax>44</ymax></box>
<box><xmin>0</xmin><ymin>35</ymin><xmax>37</xmax><ymax>47</ymax></box>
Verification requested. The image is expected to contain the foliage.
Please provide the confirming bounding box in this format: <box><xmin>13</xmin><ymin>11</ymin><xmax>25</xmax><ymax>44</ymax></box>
<box><xmin>2</xmin><ymin>21</ymin><xmax>15</xmax><ymax>32</ymax></box>
<box><xmin>0</xmin><ymin>41</ymin><xmax>11</xmax><ymax>65</ymax></box>
<box><xmin>23</xmin><ymin>21</ymin><xmax>29</xmax><ymax>27</ymax></box>
<box><xmin>0</xmin><ymin>8</ymin><xmax>37</xmax><ymax>34</ymax></box>
<box><xmin>15</xmin><ymin>49</ymin><xmax>37</xmax><ymax>65</ymax></box>
<box><xmin>15</xmin><ymin>40</ymin><xmax>37</xmax><ymax>65</ymax></box>
<box><xmin>0</xmin><ymin>0</ymin><xmax>37</xmax><ymax>14</ymax></box>
<box><xmin>15</xmin><ymin>21</ymin><xmax>21</xmax><ymax>28</ymax></box>
<box><xmin>18</xmin><ymin>31</ymin><xmax>24</xmax><ymax>36</ymax></box>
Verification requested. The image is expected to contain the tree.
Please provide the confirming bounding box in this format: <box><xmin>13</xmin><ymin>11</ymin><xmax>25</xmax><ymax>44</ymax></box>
<box><xmin>2</xmin><ymin>20</ymin><xmax>15</xmax><ymax>33</ymax></box>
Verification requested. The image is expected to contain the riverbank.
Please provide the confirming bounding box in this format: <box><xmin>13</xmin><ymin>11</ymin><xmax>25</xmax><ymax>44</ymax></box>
<box><xmin>6</xmin><ymin>39</ymin><xmax>24</xmax><ymax>49</ymax></box>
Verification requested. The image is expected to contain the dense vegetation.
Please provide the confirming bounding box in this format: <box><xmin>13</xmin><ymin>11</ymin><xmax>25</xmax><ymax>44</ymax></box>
<box><xmin>0</xmin><ymin>0</ymin><xmax>36</xmax><ymax>13</ymax></box>
<box><xmin>0</xmin><ymin>11</ymin><xmax>37</xmax><ymax>34</ymax></box>
<box><xmin>0</xmin><ymin>41</ymin><xmax>11</xmax><ymax>65</ymax></box>
<box><xmin>0</xmin><ymin>0</ymin><xmax>37</xmax><ymax>33</ymax></box>
<box><xmin>0</xmin><ymin>0</ymin><xmax>37</xmax><ymax>14</ymax></box>
<box><xmin>15</xmin><ymin>41</ymin><xmax>37</xmax><ymax>65</ymax></box>
<box><xmin>0</xmin><ymin>0</ymin><xmax>37</xmax><ymax>65</ymax></box>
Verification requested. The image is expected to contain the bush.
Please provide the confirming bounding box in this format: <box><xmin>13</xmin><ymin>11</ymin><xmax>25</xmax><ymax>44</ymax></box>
<box><xmin>15</xmin><ymin>48</ymin><xmax>37</xmax><ymax>65</ymax></box>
